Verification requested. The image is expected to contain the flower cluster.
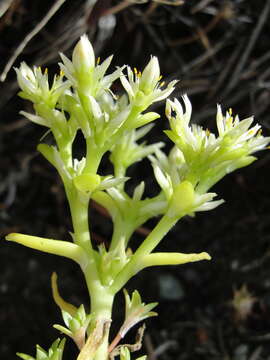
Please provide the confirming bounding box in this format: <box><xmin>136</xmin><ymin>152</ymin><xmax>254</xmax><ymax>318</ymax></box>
<box><xmin>9</xmin><ymin>34</ymin><xmax>270</xmax><ymax>360</ymax></box>
<box><xmin>164</xmin><ymin>95</ymin><xmax>269</xmax><ymax>195</ymax></box>
<box><xmin>148</xmin><ymin>95</ymin><xmax>270</xmax><ymax>218</ymax></box>
<box><xmin>120</xmin><ymin>57</ymin><xmax>177</xmax><ymax>109</ymax></box>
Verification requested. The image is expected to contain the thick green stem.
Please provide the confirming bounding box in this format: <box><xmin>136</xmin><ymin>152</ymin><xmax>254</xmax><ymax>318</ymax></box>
<box><xmin>111</xmin><ymin>215</ymin><xmax>178</xmax><ymax>293</ymax></box>
<box><xmin>91</xmin><ymin>297</ymin><xmax>113</xmax><ymax>360</ymax></box>
<box><xmin>50</xmin><ymin>122</ymin><xmax>73</xmax><ymax>171</ymax></box>
<box><xmin>113</xmin><ymin>163</ymin><xmax>127</xmax><ymax>191</ymax></box>
<box><xmin>84</xmin><ymin>264</ymin><xmax>115</xmax><ymax>360</ymax></box>
<box><xmin>69</xmin><ymin>193</ymin><xmax>92</xmax><ymax>252</ymax></box>
<box><xmin>109</xmin><ymin>217</ymin><xmax>134</xmax><ymax>252</ymax></box>
<box><xmin>68</xmin><ymin>190</ymin><xmax>101</xmax><ymax>286</ymax></box>
<box><xmin>133</xmin><ymin>215</ymin><xmax>178</xmax><ymax>257</ymax></box>
<box><xmin>59</xmin><ymin>142</ymin><xmax>73</xmax><ymax>170</ymax></box>
<box><xmin>83</xmin><ymin>138</ymin><xmax>104</xmax><ymax>174</ymax></box>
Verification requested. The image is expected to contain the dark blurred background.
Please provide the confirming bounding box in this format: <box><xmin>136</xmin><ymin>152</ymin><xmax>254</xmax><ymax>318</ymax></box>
<box><xmin>1</xmin><ymin>0</ymin><xmax>270</xmax><ymax>359</ymax></box>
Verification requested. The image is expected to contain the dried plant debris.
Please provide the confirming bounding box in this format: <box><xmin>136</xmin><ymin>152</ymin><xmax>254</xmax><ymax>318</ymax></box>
<box><xmin>1</xmin><ymin>0</ymin><xmax>270</xmax><ymax>122</ymax></box>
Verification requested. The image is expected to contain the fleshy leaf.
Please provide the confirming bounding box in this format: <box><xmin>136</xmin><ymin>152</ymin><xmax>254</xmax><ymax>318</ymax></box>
<box><xmin>51</xmin><ymin>272</ymin><xmax>77</xmax><ymax>316</ymax></box>
<box><xmin>119</xmin><ymin>290</ymin><xmax>157</xmax><ymax>338</ymax></box>
<box><xmin>53</xmin><ymin>304</ymin><xmax>91</xmax><ymax>350</ymax></box>
<box><xmin>17</xmin><ymin>339</ymin><xmax>66</xmax><ymax>360</ymax></box>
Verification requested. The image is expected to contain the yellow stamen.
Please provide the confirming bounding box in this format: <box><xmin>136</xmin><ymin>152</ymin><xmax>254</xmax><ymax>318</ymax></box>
<box><xmin>158</xmin><ymin>75</ymin><xmax>163</xmax><ymax>81</ymax></box>
<box><xmin>60</xmin><ymin>69</ymin><xmax>65</xmax><ymax>77</ymax></box>
<box><xmin>160</xmin><ymin>81</ymin><xmax>165</xmax><ymax>87</ymax></box>
<box><xmin>134</xmin><ymin>67</ymin><xmax>138</xmax><ymax>75</ymax></box>
<box><xmin>206</xmin><ymin>129</ymin><xmax>210</xmax><ymax>137</ymax></box>
<box><xmin>97</xmin><ymin>57</ymin><xmax>101</xmax><ymax>65</ymax></box>
<box><xmin>229</xmin><ymin>108</ymin><xmax>232</xmax><ymax>115</ymax></box>
<box><xmin>44</xmin><ymin>68</ymin><xmax>48</xmax><ymax>75</ymax></box>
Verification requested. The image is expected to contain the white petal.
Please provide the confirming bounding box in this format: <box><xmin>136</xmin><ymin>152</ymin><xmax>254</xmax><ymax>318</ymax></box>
<box><xmin>135</xmin><ymin>123</ymin><xmax>155</xmax><ymax>140</ymax></box>
<box><xmin>107</xmin><ymin>187</ymin><xmax>126</xmax><ymax>203</ymax></box>
<box><xmin>120</xmin><ymin>73</ymin><xmax>135</xmax><ymax>98</ymax></box>
<box><xmin>59</xmin><ymin>53</ymin><xmax>74</xmax><ymax>74</ymax></box>
<box><xmin>173</xmin><ymin>98</ymin><xmax>184</xmax><ymax>118</ymax></box>
<box><xmin>196</xmin><ymin>199</ymin><xmax>224</xmax><ymax>211</ymax></box>
<box><xmin>102</xmin><ymin>66</ymin><xmax>124</xmax><ymax>89</ymax></box>
<box><xmin>108</xmin><ymin>107</ymin><xmax>130</xmax><ymax>133</ymax></box>
<box><xmin>99</xmin><ymin>177</ymin><xmax>129</xmax><ymax>190</ymax></box>
<box><xmin>133</xmin><ymin>182</ymin><xmax>145</xmax><ymax>201</ymax></box>
<box><xmin>182</xmin><ymin>94</ymin><xmax>192</xmax><ymax>123</ymax></box>
<box><xmin>153</xmin><ymin>87</ymin><xmax>175</xmax><ymax>103</ymax></box>
<box><xmin>152</xmin><ymin>164</ymin><xmax>172</xmax><ymax>199</ymax></box>
<box><xmin>87</xmin><ymin>95</ymin><xmax>102</xmax><ymax>120</ymax></box>
<box><xmin>20</xmin><ymin>111</ymin><xmax>49</xmax><ymax>127</ymax></box>
<box><xmin>95</xmin><ymin>55</ymin><xmax>113</xmax><ymax>80</ymax></box>
<box><xmin>216</xmin><ymin>104</ymin><xmax>225</xmax><ymax>136</ymax></box>
<box><xmin>140</xmin><ymin>56</ymin><xmax>160</xmax><ymax>92</ymax></box>
<box><xmin>165</xmin><ymin>99</ymin><xmax>173</xmax><ymax>119</ymax></box>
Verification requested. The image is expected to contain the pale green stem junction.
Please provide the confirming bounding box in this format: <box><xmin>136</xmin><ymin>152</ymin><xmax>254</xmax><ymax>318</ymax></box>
<box><xmin>110</xmin><ymin>215</ymin><xmax>179</xmax><ymax>294</ymax></box>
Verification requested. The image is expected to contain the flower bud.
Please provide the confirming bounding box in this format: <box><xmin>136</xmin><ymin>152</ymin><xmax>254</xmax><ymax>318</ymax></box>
<box><xmin>140</xmin><ymin>56</ymin><xmax>160</xmax><ymax>94</ymax></box>
<box><xmin>72</xmin><ymin>34</ymin><xmax>95</xmax><ymax>73</ymax></box>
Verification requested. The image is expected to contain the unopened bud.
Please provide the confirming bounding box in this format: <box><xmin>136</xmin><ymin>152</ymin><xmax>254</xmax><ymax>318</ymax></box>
<box><xmin>72</xmin><ymin>35</ymin><xmax>95</xmax><ymax>73</ymax></box>
<box><xmin>140</xmin><ymin>56</ymin><xmax>160</xmax><ymax>94</ymax></box>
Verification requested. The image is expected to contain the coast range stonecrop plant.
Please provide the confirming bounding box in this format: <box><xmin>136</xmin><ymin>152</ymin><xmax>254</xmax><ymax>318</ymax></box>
<box><xmin>6</xmin><ymin>34</ymin><xmax>270</xmax><ymax>360</ymax></box>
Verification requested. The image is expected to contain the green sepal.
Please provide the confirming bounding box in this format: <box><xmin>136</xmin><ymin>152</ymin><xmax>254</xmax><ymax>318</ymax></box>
<box><xmin>17</xmin><ymin>354</ymin><xmax>35</xmax><ymax>360</ymax></box>
<box><xmin>17</xmin><ymin>339</ymin><xmax>66</xmax><ymax>360</ymax></box>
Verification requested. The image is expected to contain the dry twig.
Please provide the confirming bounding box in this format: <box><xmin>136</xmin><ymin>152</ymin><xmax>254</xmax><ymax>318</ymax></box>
<box><xmin>224</xmin><ymin>0</ymin><xmax>270</xmax><ymax>94</ymax></box>
<box><xmin>0</xmin><ymin>0</ymin><xmax>67</xmax><ymax>82</ymax></box>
